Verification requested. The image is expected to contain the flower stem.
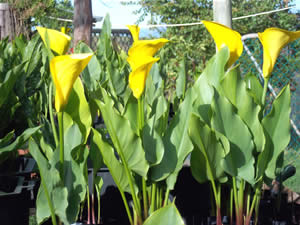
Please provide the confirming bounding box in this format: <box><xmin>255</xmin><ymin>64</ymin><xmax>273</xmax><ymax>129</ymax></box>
<box><xmin>49</xmin><ymin>83</ymin><xmax>58</xmax><ymax>146</ymax></box>
<box><xmin>262</xmin><ymin>78</ymin><xmax>269</xmax><ymax>107</ymax></box>
<box><xmin>57</xmin><ymin>111</ymin><xmax>64</xmax><ymax>179</ymax></box>
<box><xmin>142</xmin><ymin>178</ymin><xmax>148</xmax><ymax>219</ymax></box>
<box><xmin>150</xmin><ymin>183</ymin><xmax>156</xmax><ymax>214</ymax></box>
<box><xmin>86</xmin><ymin>185</ymin><xmax>91</xmax><ymax>224</ymax></box>
<box><xmin>230</xmin><ymin>188</ymin><xmax>233</xmax><ymax>225</ymax></box>
<box><xmin>138</xmin><ymin>96</ymin><xmax>145</xmax><ymax>132</ymax></box>
<box><xmin>95</xmin><ymin>184</ymin><xmax>101</xmax><ymax>224</ymax></box>
<box><xmin>163</xmin><ymin>187</ymin><xmax>170</xmax><ymax>206</ymax></box>
<box><xmin>138</xmin><ymin>96</ymin><xmax>148</xmax><ymax>220</ymax></box>
<box><xmin>232</xmin><ymin>177</ymin><xmax>240</xmax><ymax>225</ymax></box>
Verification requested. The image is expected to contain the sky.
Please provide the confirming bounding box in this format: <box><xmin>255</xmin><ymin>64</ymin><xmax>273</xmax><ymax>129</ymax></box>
<box><xmin>92</xmin><ymin>0</ymin><xmax>145</xmax><ymax>29</ymax></box>
<box><xmin>70</xmin><ymin>0</ymin><xmax>147</xmax><ymax>29</ymax></box>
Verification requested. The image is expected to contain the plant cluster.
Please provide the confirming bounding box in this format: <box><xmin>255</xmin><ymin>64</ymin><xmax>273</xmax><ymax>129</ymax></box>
<box><xmin>0</xmin><ymin>13</ymin><xmax>299</xmax><ymax>225</ymax></box>
<box><xmin>125</xmin><ymin>0</ymin><xmax>299</xmax><ymax>99</ymax></box>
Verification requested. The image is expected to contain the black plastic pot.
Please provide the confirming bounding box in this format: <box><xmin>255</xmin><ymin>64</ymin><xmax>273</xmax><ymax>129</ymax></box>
<box><xmin>0</xmin><ymin>157</ymin><xmax>37</xmax><ymax>225</ymax></box>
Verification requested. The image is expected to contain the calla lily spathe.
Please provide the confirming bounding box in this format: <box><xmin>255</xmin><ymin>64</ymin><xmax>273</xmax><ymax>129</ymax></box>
<box><xmin>127</xmin><ymin>39</ymin><xmax>169</xmax><ymax>70</ymax></box>
<box><xmin>258</xmin><ymin>27</ymin><xmax>300</xmax><ymax>78</ymax></box>
<box><xmin>50</xmin><ymin>53</ymin><xmax>93</xmax><ymax>112</ymax></box>
<box><xmin>202</xmin><ymin>20</ymin><xmax>243</xmax><ymax>68</ymax></box>
<box><xmin>127</xmin><ymin>25</ymin><xmax>168</xmax><ymax>98</ymax></box>
<box><xmin>36</xmin><ymin>26</ymin><xmax>71</xmax><ymax>55</ymax></box>
<box><xmin>127</xmin><ymin>25</ymin><xmax>140</xmax><ymax>42</ymax></box>
<box><xmin>129</xmin><ymin>57</ymin><xmax>160</xmax><ymax>99</ymax></box>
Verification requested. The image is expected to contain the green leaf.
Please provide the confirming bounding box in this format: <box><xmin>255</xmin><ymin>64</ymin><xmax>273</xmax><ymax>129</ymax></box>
<box><xmin>0</xmin><ymin>126</ymin><xmax>40</xmax><ymax>163</ymax></box>
<box><xmin>0</xmin><ymin>130</ymin><xmax>14</xmax><ymax>148</ymax></box>
<box><xmin>106</xmin><ymin>54</ymin><xmax>127</xmax><ymax>96</ymax></box>
<box><xmin>244</xmin><ymin>73</ymin><xmax>263</xmax><ymax>106</ymax></box>
<box><xmin>143</xmin><ymin>116</ymin><xmax>164</xmax><ymax>166</ymax></box>
<box><xmin>90</xmin><ymin>132</ymin><xmax>104</xmax><ymax>175</ymax></box>
<box><xmin>148</xmin><ymin>95</ymin><xmax>169</xmax><ymax>135</ymax></box>
<box><xmin>63</xmin><ymin>78</ymin><xmax>92</xmax><ymax>143</ymax></box>
<box><xmin>29</xmin><ymin>139</ymin><xmax>69</xmax><ymax>225</ymax></box>
<box><xmin>91</xmin><ymin>128</ymin><xmax>132</xmax><ymax>193</ymax></box>
<box><xmin>150</xmin><ymin>88</ymin><xmax>194</xmax><ymax>189</ymax></box>
<box><xmin>221</xmin><ymin>67</ymin><xmax>265</xmax><ymax>152</ymax></box>
<box><xmin>176</xmin><ymin>56</ymin><xmax>187</xmax><ymax>99</ymax></box>
<box><xmin>23</xmin><ymin>35</ymin><xmax>43</xmax><ymax>77</ymax></box>
<box><xmin>211</xmin><ymin>90</ymin><xmax>255</xmax><ymax>184</ymax></box>
<box><xmin>145</xmin><ymin>64</ymin><xmax>163</xmax><ymax>107</ymax></box>
<box><xmin>0</xmin><ymin>62</ymin><xmax>25</xmax><ymax>108</ymax></box>
<box><xmin>97</xmin><ymin>14</ymin><xmax>113</xmax><ymax>60</ymax></box>
<box><xmin>75</xmin><ymin>42</ymin><xmax>102</xmax><ymax>91</ymax></box>
<box><xmin>201</xmin><ymin>46</ymin><xmax>229</xmax><ymax>89</ymax></box>
<box><xmin>189</xmin><ymin>114</ymin><xmax>226</xmax><ymax>183</ymax></box>
<box><xmin>262</xmin><ymin>85</ymin><xmax>291</xmax><ymax>179</ymax></box>
<box><xmin>123</xmin><ymin>94</ymin><xmax>139</xmax><ymax>134</ymax></box>
<box><xmin>95</xmin><ymin>87</ymin><xmax>149</xmax><ymax>177</ymax></box>
<box><xmin>143</xmin><ymin>203</ymin><xmax>184</xmax><ymax>225</ymax></box>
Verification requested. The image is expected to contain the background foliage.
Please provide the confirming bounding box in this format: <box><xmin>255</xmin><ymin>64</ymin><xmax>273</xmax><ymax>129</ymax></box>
<box><xmin>0</xmin><ymin>0</ymin><xmax>73</xmax><ymax>38</ymax></box>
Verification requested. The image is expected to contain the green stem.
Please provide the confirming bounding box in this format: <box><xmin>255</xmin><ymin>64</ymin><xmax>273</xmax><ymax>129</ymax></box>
<box><xmin>106</xmin><ymin>162</ymin><xmax>133</xmax><ymax>224</ymax></box>
<box><xmin>230</xmin><ymin>188</ymin><xmax>233</xmax><ymax>225</ymax></box>
<box><xmin>246</xmin><ymin>186</ymin><xmax>250</xmax><ymax>216</ymax></box>
<box><xmin>118</xmin><ymin>151</ymin><xmax>142</xmax><ymax>219</ymax></box>
<box><xmin>237</xmin><ymin>179</ymin><xmax>245</xmax><ymax>225</ymax></box>
<box><xmin>40</xmin><ymin>171</ymin><xmax>57</xmax><ymax>225</ymax></box>
<box><xmin>137</xmin><ymin>96</ymin><xmax>145</xmax><ymax>132</ymax></box>
<box><xmin>262</xmin><ymin>78</ymin><xmax>269</xmax><ymax>107</ymax></box>
<box><xmin>158</xmin><ymin>185</ymin><xmax>163</xmax><ymax>208</ymax></box>
<box><xmin>119</xmin><ymin>188</ymin><xmax>133</xmax><ymax>225</ymax></box>
<box><xmin>84</xmin><ymin>165</ymin><xmax>91</xmax><ymax>224</ymax></box>
<box><xmin>86</xmin><ymin>185</ymin><xmax>91</xmax><ymax>224</ymax></box>
<box><xmin>232</xmin><ymin>177</ymin><xmax>240</xmax><ymax>225</ymax></box>
<box><xmin>245</xmin><ymin>186</ymin><xmax>259</xmax><ymax>225</ymax></box>
<box><xmin>163</xmin><ymin>188</ymin><xmax>170</xmax><ymax>206</ymax></box>
<box><xmin>142</xmin><ymin>178</ymin><xmax>148</xmax><ymax>219</ymax></box>
<box><xmin>57</xmin><ymin>111</ymin><xmax>64</xmax><ymax>179</ymax></box>
<box><xmin>138</xmin><ymin>96</ymin><xmax>147</xmax><ymax>220</ymax></box>
<box><xmin>150</xmin><ymin>183</ymin><xmax>156</xmax><ymax>214</ymax></box>
<box><xmin>95</xmin><ymin>185</ymin><xmax>101</xmax><ymax>224</ymax></box>
<box><xmin>254</xmin><ymin>181</ymin><xmax>262</xmax><ymax>225</ymax></box>
<box><xmin>49</xmin><ymin>83</ymin><xmax>58</xmax><ymax>146</ymax></box>
<box><xmin>215</xmin><ymin>183</ymin><xmax>222</xmax><ymax>225</ymax></box>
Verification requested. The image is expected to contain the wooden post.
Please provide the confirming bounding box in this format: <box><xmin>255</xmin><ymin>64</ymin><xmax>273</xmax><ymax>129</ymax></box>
<box><xmin>213</xmin><ymin>0</ymin><xmax>232</xmax><ymax>28</ymax></box>
<box><xmin>0</xmin><ymin>3</ymin><xmax>14</xmax><ymax>40</ymax></box>
<box><xmin>73</xmin><ymin>0</ymin><xmax>93</xmax><ymax>47</ymax></box>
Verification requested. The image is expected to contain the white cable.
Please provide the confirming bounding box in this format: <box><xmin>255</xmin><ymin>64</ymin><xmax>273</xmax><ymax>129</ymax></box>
<box><xmin>139</xmin><ymin>21</ymin><xmax>203</xmax><ymax>28</ymax></box>
<box><xmin>232</xmin><ymin>6</ymin><xmax>295</xmax><ymax>21</ymax></box>
<box><xmin>45</xmin><ymin>5</ymin><xmax>296</xmax><ymax>27</ymax></box>
<box><xmin>139</xmin><ymin>6</ymin><xmax>296</xmax><ymax>28</ymax></box>
<box><xmin>47</xmin><ymin>16</ymin><xmax>73</xmax><ymax>23</ymax></box>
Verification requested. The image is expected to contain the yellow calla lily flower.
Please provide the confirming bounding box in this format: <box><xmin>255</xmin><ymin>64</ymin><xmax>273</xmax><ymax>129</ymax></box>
<box><xmin>50</xmin><ymin>53</ymin><xmax>93</xmax><ymax>112</ymax></box>
<box><xmin>258</xmin><ymin>27</ymin><xmax>300</xmax><ymax>78</ymax></box>
<box><xmin>127</xmin><ymin>38</ymin><xmax>169</xmax><ymax>70</ymax></box>
<box><xmin>129</xmin><ymin>57</ymin><xmax>160</xmax><ymax>99</ymax></box>
<box><xmin>202</xmin><ymin>20</ymin><xmax>243</xmax><ymax>68</ymax></box>
<box><xmin>126</xmin><ymin>24</ymin><xmax>169</xmax><ymax>99</ymax></box>
<box><xmin>127</xmin><ymin>25</ymin><xmax>140</xmax><ymax>42</ymax></box>
<box><xmin>36</xmin><ymin>26</ymin><xmax>71</xmax><ymax>55</ymax></box>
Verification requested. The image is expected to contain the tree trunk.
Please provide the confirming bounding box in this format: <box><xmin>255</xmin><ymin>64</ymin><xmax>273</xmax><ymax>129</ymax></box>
<box><xmin>0</xmin><ymin>3</ymin><xmax>15</xmax><ymax>40</ymax></box>
<box><xmin>73</xmin><ymin>0</ymin><xmax>93</xmax><ymax>47</ymax></box>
